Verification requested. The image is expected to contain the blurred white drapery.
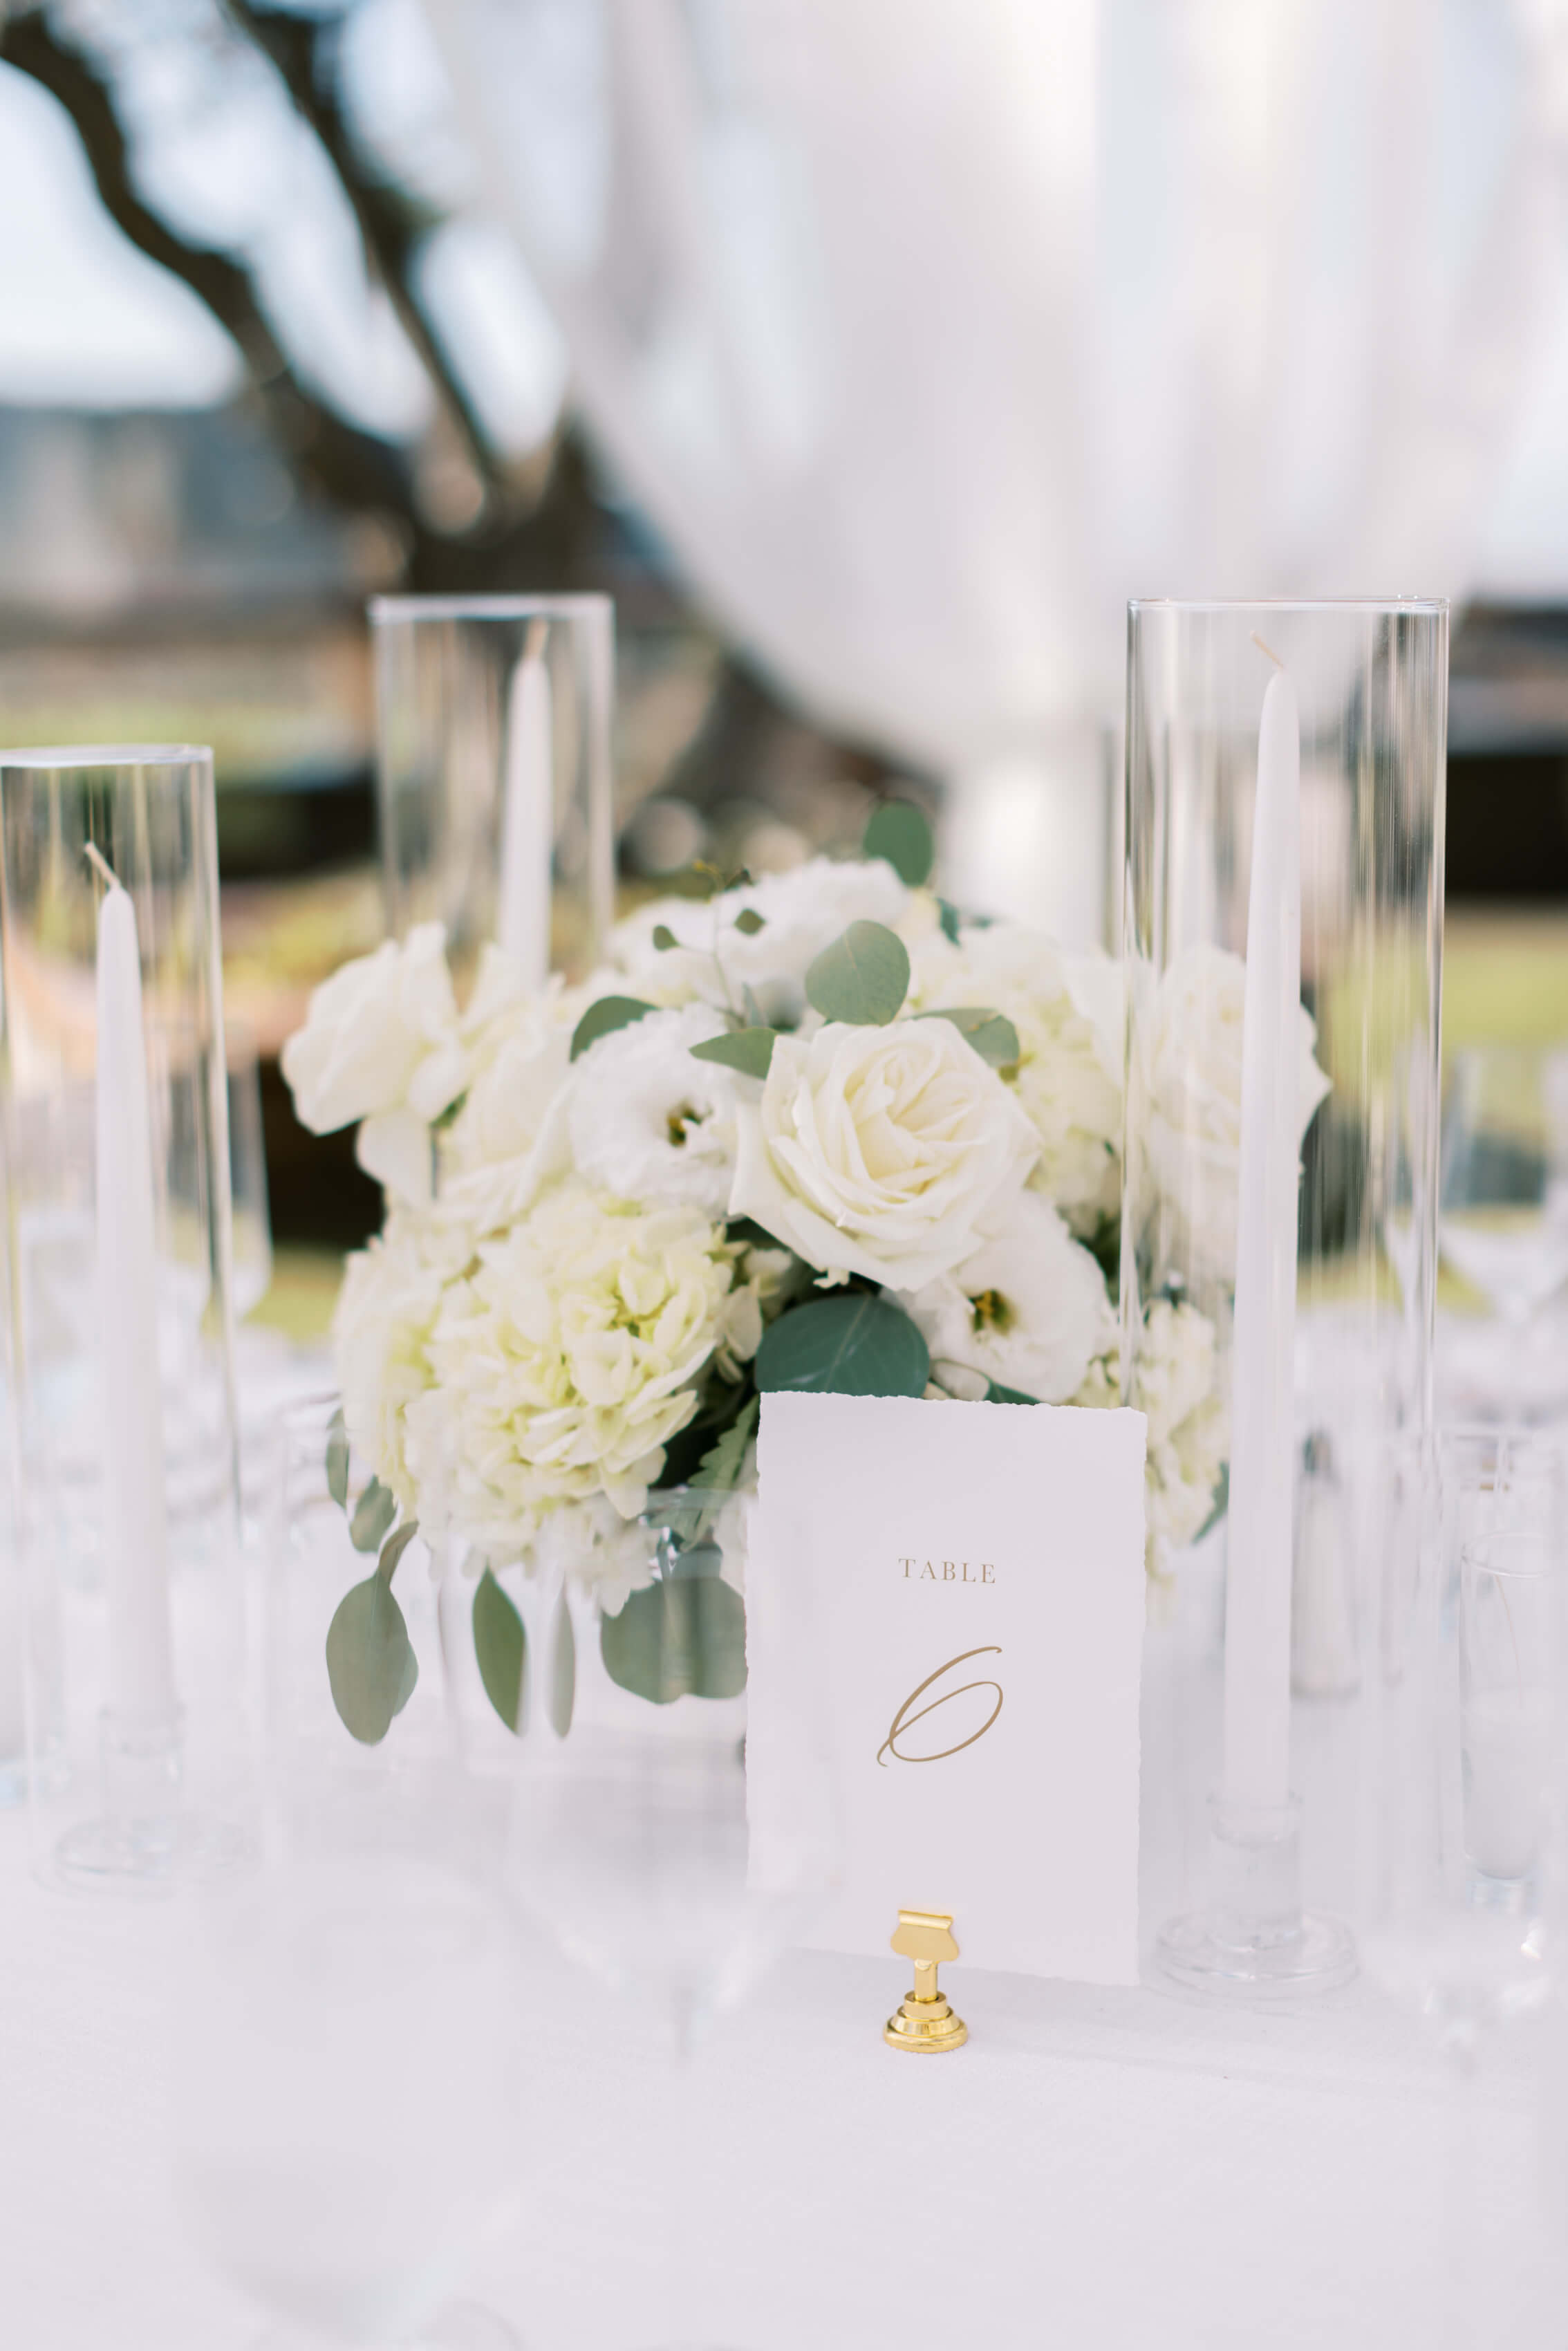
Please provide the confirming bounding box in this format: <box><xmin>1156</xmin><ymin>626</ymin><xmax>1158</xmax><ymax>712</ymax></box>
<box><xmin>428</xmin><ymin>0</ymin><xmax>1568</xmax><ymax>939</ymax></box>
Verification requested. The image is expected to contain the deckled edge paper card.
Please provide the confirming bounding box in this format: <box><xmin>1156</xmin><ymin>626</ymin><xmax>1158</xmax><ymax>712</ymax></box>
<box><xmin>746</xmin><ymin>1393</ymin><xmax>1146</xmax><ymax>1985</ymax></box>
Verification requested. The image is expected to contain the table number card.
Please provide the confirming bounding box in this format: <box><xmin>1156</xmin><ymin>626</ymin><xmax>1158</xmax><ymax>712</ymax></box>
<box><xmin>745</xmin><ymin>1392</ymin><xmax>1146</xmax><ymax>1985</ymax></box>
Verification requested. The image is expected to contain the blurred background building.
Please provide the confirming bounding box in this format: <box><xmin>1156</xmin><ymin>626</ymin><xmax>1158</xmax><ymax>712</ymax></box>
<box><xmin>3</xmin><ymin>0</ymin><xmax>1568</xmax><ymax>1309</ymax></box>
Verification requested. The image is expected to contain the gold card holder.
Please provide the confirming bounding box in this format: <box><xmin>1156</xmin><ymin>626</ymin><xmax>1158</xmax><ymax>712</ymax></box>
<box><xmin>884</xmin><ymin>1908</ymin><xmax>968</xmax><ymax>2053</ymax></box>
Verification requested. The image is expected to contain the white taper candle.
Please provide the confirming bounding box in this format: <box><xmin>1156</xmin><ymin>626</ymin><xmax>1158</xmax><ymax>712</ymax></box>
<box><xmin>496</xmin><ymin>620</ymin><xmax>553</xmax><ymax>986</ymax></box>
<box><xmin>1223</xmin><ymin>662</ymin><xmax>1301</xmax><ymax>1815</ymax></box>
<box><xmin>94</xmin><ymin>867</ymin><xmax>176</xmax><ymax>1736</ymax></box>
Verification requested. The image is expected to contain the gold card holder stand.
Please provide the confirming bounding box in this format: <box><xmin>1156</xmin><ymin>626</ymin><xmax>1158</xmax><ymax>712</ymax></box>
<box><xmin>884</xmin><ymin>1908</ymin><xmax>968</xmax><ymax>2053</ymax></box>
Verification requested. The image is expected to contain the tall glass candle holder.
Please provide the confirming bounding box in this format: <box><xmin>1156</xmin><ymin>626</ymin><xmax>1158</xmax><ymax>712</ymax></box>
<box><xmin>371</xmin><ymin>594</ymin><xmax>615</xmax><ymax>991</ymax></box>
<box><xmin>1123</xmin><ymin>601</ymin><xmax>1447</xmax><ymax>1996</ymax></box>
<box><xmin>0</xmin><ymin>746</ymin><xmax>245</xmax><ymax>1889</ymax></box>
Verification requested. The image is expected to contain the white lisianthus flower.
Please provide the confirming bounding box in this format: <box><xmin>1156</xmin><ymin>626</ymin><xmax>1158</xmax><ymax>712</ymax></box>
<box><xmin>615</xmin><ymin>856</ymin><xmax>909</xmax><ymax>1026</ymax></box>
<box><xmin>1139</xmin><ymin>942</ymin><xmax>1330</xmax><ymax>1283</ymax></box>
<box><xmin>893</xmin><ymin>1193</ymin><xmax>1114</xmax><ymax>1405</ymax></box>
<box><xmin>401</xmin><ymin>1181</ymin><xmax>738</xmax><ymax>1564</ymax></box>
<box><xmin>568</xmin><ymin>1003</ymin><xmax>738</xmax><ymax>1216</ymax></box>
<box><xmin>731</xmin><ymin>1016</ymin><xmax>1038</xmax><ymax>1289</ymax></box>
<box><xmin>911</xmin><ymin>924</ymin><xmax>1123</xmax><ymax>1238</ymax></box>
<box><xmin>281</xmin><ymin>922</ymin><xmax>465</xmax><ymax>1203</ymax></box>
<box><xmin>333</xmin><ymin>1208</ymin><xmax>474</xmax><ymax>1512</ymax></box>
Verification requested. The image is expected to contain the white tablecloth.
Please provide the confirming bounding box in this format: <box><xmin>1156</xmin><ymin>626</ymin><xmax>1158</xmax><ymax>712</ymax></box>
<box><xmin>3</xmin><ymin>1802</ymin><xmax>1562</xmax><ymax>2351</ymax></box>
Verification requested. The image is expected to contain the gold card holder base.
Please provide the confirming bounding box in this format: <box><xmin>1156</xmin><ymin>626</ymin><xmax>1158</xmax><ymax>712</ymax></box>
<box><xmin>883</xmin><ymin>1907</ymin><xmax>969</xmax><ymax>2054</ymax></box>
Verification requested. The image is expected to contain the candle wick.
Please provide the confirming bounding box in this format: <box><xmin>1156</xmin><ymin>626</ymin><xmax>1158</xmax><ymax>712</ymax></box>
<box><xmin>83</xmin><ymin>842</ymin><xmax>122</xmax><ymax>893</ymax></box>
<box><xmin>524</xmin><ymin>616</ymin><xmax>549</xmax><ymax>666</ymax></box>
<box><xmin>1251</xmin><ymin>632</ymin><xmax>1284</xmax><ymax>670</ymax></box>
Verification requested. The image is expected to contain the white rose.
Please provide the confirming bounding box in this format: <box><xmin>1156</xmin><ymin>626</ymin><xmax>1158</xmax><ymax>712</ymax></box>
<box><xmin>568</xmin><ymin>1004</ymin><xmax>738</xmax><ymax>1216</ymax></box>
<box><xmin>281</xmin><ymin>923</ymin><xmax>465</xmax><ymax>1205</ymax></box>
<box><xmin>911</xmin><ymin>922</ymin><xmax>1123</xmax><ymax>1237</ymax></box>
<box><xmin>615</xmin><ymin>856</ymin><xmax>909</xmax><ymax>1026</ymax></box>
<box><xmin>731</xmin><ymin>1016</ymin><xmax>1038</xmax><ymax>1289</ymax></box>
<box><xmin>1139</xmin><ymin>942</ymin><xmax>1330</xmax><ymax>1283</ymax></box>
<box><xmin>893</xmin><ymin>1192</ymin><xmax>1114</xmax><ymax>1404</ymax></box>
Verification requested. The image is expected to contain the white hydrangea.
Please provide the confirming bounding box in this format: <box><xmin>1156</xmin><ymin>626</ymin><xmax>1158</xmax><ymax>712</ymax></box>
<box><xmin>400</xmin><ymin>1180</ymin><xmax>740</xmax><ymax>1565</ymax></box>
<box><xmin>1104</xmin><ymin>1297</ymin><xmax>1229</xmax><ymax>1570</ymax></box>
<box><xmin>893</xmin><ymin>1192</ymin><xmax>1114</xmax><ymax>1404</ymax></box>
<box><xmin>333</xmin><ymin>1207</ymin><xmax>475</xmax><ymax>1511</ymax></box>
<box><xmin>911</xmin><ymin>922</ymin><xmax>1122</xmax><ymax>1237</ymax></box>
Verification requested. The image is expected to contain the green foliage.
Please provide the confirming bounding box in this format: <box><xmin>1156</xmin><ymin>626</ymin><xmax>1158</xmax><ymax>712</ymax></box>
<box><xmin>652</xmin><ymin>924</ymin><xmax>678</xmax><ymax>951</ymax></box>
<box><xmin>570</xmin><ymin>996</ymin><xmax>654</xmax><ymax>1061</ymax></box>
<box><xmin>325</xmin><ymin>1409</ymin><xmax>349</xmax><ymax>1509</ymax></box>
<box><xmin>937</xmin><ymin>898</ymin><xmax>962</xmax><ymax>945</ymax></box>
<box><xmin>804</xmin><ymin>921</ymin><xmax>910</xmax><ymax>1026</ymax></box>
<box><xmin>689</xmin><ymin>1026</ymin><xmax>778</xmax><ymax>1079</ymax></box>
<box><xmin>917</xmin><ymin>1006</ymin><xmax>1020</xmax><ymax>1068</ymax></box>
<box><xmin>376</xmin><ymin>1520</ymin><xmax>420</xmax><ymax>1581</ymax></box>
<box><xmin>985</xmin><ymin>1379</ymin><xmax>1039</xmax><ymax>1406</ymax></box>
<box><xmin>756</xmin><ymin>1291</ymin><xmax>929</xmax><ymax>1398</ymax></box>
<box><xmin>473</xmin><ymin>1568</ymin><xmax>527</xmax><ymax>1734</ymax></box>
<box><xmin>734</xmin><ymin>907</ymin><xmax>766</xmax><ymax>935</ymax></box>
<box><xmin>694</xmin><ymin>1394</ymin><xmax>759</xmax><ymax>1496</ymax></box>
<box><xmin>349</xmin><ymin>1476</ymin><xmax>396</xmax><ymax>1554</ymax></box>
<box><xmin>600</xmin><ymin>1572</ymin><xmax>747</xmax><ymax>1704</ymax></box>
<box><xmin>548</xmin><ymin>1591</ymin><xmax>576</xmax><ymax>1738</ymax></box>
<box><xmin>864</xmin><ymin>799</ymin><xmax>935</xmax><ymax>886</ymax></box>
<box><xmin>326</xmin><ymin>1575</ymin><xmax>418</xmax><ymax>1744</ymax></box>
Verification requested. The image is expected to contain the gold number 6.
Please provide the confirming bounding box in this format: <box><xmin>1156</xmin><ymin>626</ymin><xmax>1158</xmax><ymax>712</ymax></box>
<box><xmin>877</xmin><ymin>1647</ymin><xmax>1004</xmax><ymax>1767</ymax></box>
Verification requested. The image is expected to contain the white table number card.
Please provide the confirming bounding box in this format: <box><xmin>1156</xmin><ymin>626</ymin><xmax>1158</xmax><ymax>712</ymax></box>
<box><xmin>746</xmin><ymin>1392</ymin><xmax>1147</xmax><ymax>1985</ymax></box>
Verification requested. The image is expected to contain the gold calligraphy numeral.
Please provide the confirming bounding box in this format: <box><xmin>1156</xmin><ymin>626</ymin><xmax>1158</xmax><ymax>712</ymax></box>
<box><xmin>877</xmin><ymin>1646</ymin><xmax>1003</xmax><ymax>1767</ymax></box>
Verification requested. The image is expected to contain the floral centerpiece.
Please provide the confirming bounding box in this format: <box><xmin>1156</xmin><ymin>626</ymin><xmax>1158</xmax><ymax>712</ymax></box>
<box><xmin>282</xmin><ymin>801</ymin><xmax>1319</xmax><ymax>1740</ymax></box>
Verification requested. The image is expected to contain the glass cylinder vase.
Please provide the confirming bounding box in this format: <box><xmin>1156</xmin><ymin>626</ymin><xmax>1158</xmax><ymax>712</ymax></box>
<box><xmin>370</xmin><ymin>593</ymin><xmax>615</xmax><ymax>992</ymax></box>
<box><xmin>0</xmin><ymin>745</ymin><xmax>245</xmax><ymax>1888</ymax></box>
<box><xmin>1123</xmin><ymin>600</ymin><xmax>1447</xmax><ymax>1994</ymax></box>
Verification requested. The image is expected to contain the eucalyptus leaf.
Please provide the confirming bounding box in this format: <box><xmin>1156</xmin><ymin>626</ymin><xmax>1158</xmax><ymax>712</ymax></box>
<box><xmin>600</xmin><ymin>1575</ymin><xmax>747</xmax><ymax>1704</ymax></box>
<box><xmin>570</xmin><ymin>996</ymin><xmax>654</xmax><ymax>1061</ymax></box>
<box><xmin>325</xmin><ymin>1574</ymin><xmax>419</xmax><ymax>1745</ymax></box>
<box><xmin>938</xmin><ymin>898</ymin><xmax>962</xmax><ymax>946</ymax></box>
<box><xmin>985</xmin><ymin>1379</ymin><xmax>1039</xmax><ymax>1406</ymax></box>
<box><xmin>755</xmin><ymin>1292</ymin><xmax>929</xmax><ymax>1398</ymax></box>
<box><xmin>804</xmin><ymin>921</ymin><xmax>910</xmax><ymax>1026</ymax></box>
<box><xmin>652</xmin><ymin>924</ymin><xmax>678</xmax><ymax>951</ymax></box>
<box><xmin>863</xmin><ymin>799</ymin><xmax>935</xmax><ymax>886</ymax></box>
<box><xmin>349</xmin><ymin>1477</ymin><xmax>396</xmax><ymax>1554</ymax></box>
<box><xmin>376</xmin><ymin>1519</ymin><xmax>420</xmax><ymax>1582</ymax></box>
<box><xmin>1195</xmin><ymin>1461</ymin><xmax>1230</xmax><ymax>1544</ymax></box>
<box><xmin>734</xmin><ymin>907</ymin><xmax>766</xmax><ymax>936</ymax></box>
<box><xmin>917</xmin><ymin>1006</ymin><xmax>1021</xmax><ymax>1068</ymax></box>
<box><xmin>473</xmin><ymin>1568</ymin><xmax>527</xmax><ymax>1734</ymax></box>
<box><xmin>689</xmin><ymin>1027</ymin><xmax>778</xmax><ymax>1079</ymax></box>
<box><xmin>325</xmin><ymin>1409</ymin><xmax>349</xmax><ymax>1512</ymax></box>
<box><xmin>548</xmin><ymin>1590</ymin><xmax>576</xmax><ymax>1738</ymax></box>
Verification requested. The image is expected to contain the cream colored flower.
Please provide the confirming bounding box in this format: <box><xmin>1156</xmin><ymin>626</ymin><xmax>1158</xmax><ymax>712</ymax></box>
<box><xmin>1134</xmin><ymin>1297</ymin><xmax>1229</xmax><ymax>1565</ymax></box>
<box><xmin>1138</xmin><ymin>942</ymin><xmax>1330</xmax><ymax>1283</ymax></box>
<box><xmin>615</xmin><ymin>856</ymin><xmax>909</xmax><ymax>1027</ymax></box>
<box><xmin>894</xmin><ymin>1193</ymin><xmax>1114</xmax><ymax>1404</ymax></box>
<box><xmin>400</xmin><ymin>1181</ymin><xmax>738</xmax><ymax>1565</ymax></box>
<box><xmin>911</xmin><ymin>923</ymin><xmax>1123</xmax><ymax>1238</ymax></box>
<box><xmin>730</xmin><ymin>1016</ymin><xmax>1038</xmax><ymax>1288</ymax></box>
<box><xmin>281</xmin><ymin>924</ymin><xmax>467</xmax><ymax>1205</ymax></box>
<box><xmin>568</xmin><ymin>1003</ymin><xmax>738</xmax><ymax>1216</ymax></box>
<box><xmin>333</xmin><ymin>1207</ymin><xmax>474</xmax><ymax>1511</ymax></box>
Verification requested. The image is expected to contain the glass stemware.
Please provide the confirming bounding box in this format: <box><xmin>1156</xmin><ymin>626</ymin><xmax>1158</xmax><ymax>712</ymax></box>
<box><xmin>1439</xmin><ymin>1044</ymin><xmax>1568</xmax><ymax>1329</ymax></box>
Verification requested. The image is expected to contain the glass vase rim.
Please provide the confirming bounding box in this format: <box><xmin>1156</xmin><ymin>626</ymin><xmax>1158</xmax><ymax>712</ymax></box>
<box><xmin>368</xmin><ymin>593</ymin><xmax>613</xmax><ymax>624</ymax></box>
<box><xmin>0</xmin><ymin>742</ymin><xmax>214</xmax><ymax>772</ymax></box>
<box><xmin>1127</xmin><ymin>595</ymin><xmax>1448</xmax><ymax>617</ymax></box>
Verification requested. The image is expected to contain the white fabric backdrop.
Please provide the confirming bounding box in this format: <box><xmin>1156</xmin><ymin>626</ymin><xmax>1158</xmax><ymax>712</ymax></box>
<box><xmin>426</xmin><ymin>0</ymin><xmax>1568</xmax><ymax>937</ymax></box>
